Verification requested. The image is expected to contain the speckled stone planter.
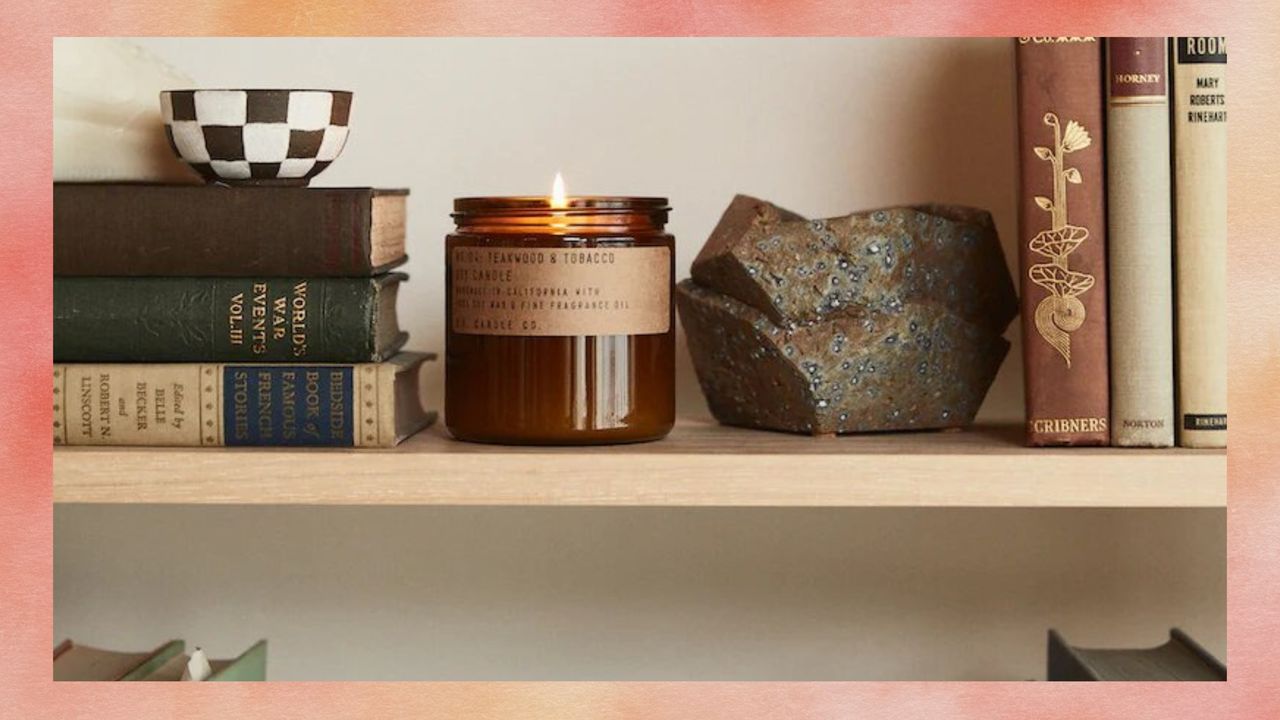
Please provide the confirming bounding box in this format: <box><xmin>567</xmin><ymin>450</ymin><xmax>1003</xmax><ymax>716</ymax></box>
<box><xmin>677</xmin><ymin>195</ymin><xmax>1017</xmax><ymax>436</ymax></box>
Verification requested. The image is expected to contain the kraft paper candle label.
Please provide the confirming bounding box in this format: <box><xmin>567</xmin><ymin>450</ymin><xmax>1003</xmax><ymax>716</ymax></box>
<box><xmin>451</xmin><ymin>246</ymin><xmax>671</xmax><ymax>336</ymax></box>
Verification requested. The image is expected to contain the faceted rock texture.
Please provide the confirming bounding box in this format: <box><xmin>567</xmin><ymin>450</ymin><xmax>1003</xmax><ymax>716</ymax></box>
<box><xmin>677</xmin><ymin>195</ymin><xmax>1018</xmax><ymax>435</ymax></box>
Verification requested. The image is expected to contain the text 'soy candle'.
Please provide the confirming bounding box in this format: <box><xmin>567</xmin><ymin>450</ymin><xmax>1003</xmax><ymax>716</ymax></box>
<box><xmin>446</xmin><ymin>175</ymin><xmax>675</xmax><ymax>444</ymax></box>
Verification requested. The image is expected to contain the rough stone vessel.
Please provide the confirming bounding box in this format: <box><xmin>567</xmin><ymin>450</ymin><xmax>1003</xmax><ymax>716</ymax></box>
<box><xmin>677</xmin><ymin>195</ymin><xmax>1018</xmax><ymax>435</ymax></box>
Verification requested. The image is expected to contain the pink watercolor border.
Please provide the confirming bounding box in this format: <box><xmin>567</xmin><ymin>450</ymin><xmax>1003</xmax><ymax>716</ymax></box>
<box><xmin>4</xmin><ymin>3</ymin><xmax>1278</xmax><ymax>717</ymax></box>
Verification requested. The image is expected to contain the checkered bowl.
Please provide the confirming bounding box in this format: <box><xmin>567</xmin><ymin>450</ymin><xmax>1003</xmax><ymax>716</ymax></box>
<box><xmin>160</xmin><ymin>89</ymin><xmax>352</xmax><ymax>186</ymax></box>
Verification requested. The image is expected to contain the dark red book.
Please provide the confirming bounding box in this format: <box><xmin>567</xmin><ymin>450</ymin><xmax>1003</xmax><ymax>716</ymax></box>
<box><xmin>1014</xmin><ymin>37</ymin><xmax>1111</xmax><ymax>446</ymax></box>
<box><xmin>54</xmin><ymin>184</ymin><xmax>408</xmax><ymax>277</ymax></box>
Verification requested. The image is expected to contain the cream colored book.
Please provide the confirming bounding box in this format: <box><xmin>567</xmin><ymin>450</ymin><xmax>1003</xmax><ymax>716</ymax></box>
<box><xmin>1106</xmin><ymin>38</ymin><xmax>1175</xmax><ymax>447</ymax></box>
<box><xmin>1172</xmin><ymin>37</ymin><xmax>1228</xmax><ymax>448</ymax></box>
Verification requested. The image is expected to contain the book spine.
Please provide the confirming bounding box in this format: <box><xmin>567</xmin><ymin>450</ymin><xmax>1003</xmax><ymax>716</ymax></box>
<box><xmin>1046</xmin><ymin>630</ymin><xmax>1100</xmax><ymax>681</ymax></box>
<box><xmin>1015</xmin><ymin>38</ymin><xmax>1111</xmax><ymax>445</ymax></box>
<box><xmin>54</xmin><ymin>277</ymin><xmax>381</xmax><ymax>362</ymax></box>
<box><xmin>1107</xmin><ymin>38</ymin><xmax>1175</xmax><ymax>447</ymax></box>
<box><xmin>120</xmin><ymin>641</ymin><xmax>187</xmax><ymax>681</ymax></box>
<box><xmin>1172</xmin><ymin>37</ymin><xmax>1228</xmax><ymax>448</ymax></box>
<box><xmin>53</xmin><ymin>185</ymin><xmax>376</xmax><ymax>276</ymax></box>
<box><xmin>53</xmin><ymin>362</ymin><xmax>398</xmax><ymax>447</ymax></box>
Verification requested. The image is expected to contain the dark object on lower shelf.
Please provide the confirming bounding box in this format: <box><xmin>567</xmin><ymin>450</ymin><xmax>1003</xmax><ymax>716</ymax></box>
<box><xmin>1047</xmin><ymin>628</ymin><xmax>1225</xmax><ymax>681</ymax></box>
<box><xmin>677</xmin><ymin>195</ymin><xmax>1016</xmax><ymax>436</ymax></box>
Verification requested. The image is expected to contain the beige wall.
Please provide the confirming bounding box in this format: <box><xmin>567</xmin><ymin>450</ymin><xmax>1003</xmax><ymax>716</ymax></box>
<box><xmin>52</xmin><ymin>38</ymin><xmax>1225</xmax><ymax>680</ymax></box>
<box><xmin>55</xmin><ymin>505</ymin><xmax>1225</xmax><ymax>680</ymax></box>
<box><xmin>130</xmin><ymin>36</ymin><xmax>1028</xmax><ymax>422</ymax></box>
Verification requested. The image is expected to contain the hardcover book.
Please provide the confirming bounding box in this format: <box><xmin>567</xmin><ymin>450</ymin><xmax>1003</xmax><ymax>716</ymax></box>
<box><xmin>54</xmin><ymin>274</ymin><xmax>407</xmax><ymax>363</ymax></box>
<box><xmin>1107</xmin><ymin>37</ymin><xmax>1176</xmax><ymax>447</ymax></box>
<box><xmin>54</xmin><ymin>639</ymin><xmax>268</xmax><ymax>681</ymax></box>
<box><xmin>53</xmin><ymin>184</ymin><xmax>408</xmax><ymax>277</ymax></box>
<box><xmin>1047</xmin><ymin>628</ymin><xmax>1225</xmax><ymax>681</ymax></box>
<box><xmin>1014</xmin><ymin>37</ymin><xmax>1110</xmax><ymax>445</ymax></box>
<box><xmin>53</xmin><ymin>639</ymin><xmax>185</xmax><ymax>681</ymax></box>
<box><xmin>53</xmin><ymin>352</ymin><xmax>436</xmax><ymax>448</ymax></box>
<box><xmin>1172</xmin><ymin>37</ymin><xmax>1228</xmax><ymax>448</ymax></box>
<box><xmin>137</xmin><ymin>640</ymin><xmax>268</xmax><ymax>681</ymax></box>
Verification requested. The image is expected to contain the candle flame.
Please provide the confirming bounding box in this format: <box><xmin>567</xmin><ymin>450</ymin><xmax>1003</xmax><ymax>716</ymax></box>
<box><xmin>551</xmin><ymin>172</ymin><xmax>567</xmax><ymax>209</ymax></box>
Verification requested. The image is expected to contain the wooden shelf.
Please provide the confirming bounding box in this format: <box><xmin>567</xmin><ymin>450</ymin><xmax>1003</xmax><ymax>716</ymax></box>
<box><xmin>53</xmin><ymin>419</ymin><xmax>1225</xmax><ymax>507</ymax></box>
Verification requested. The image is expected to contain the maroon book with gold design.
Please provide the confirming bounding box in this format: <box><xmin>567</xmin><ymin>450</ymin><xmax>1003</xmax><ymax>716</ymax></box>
<box><xmin>1014</xmin><ymin>37</ymin><xmax>1110</xmax><ymax>446</ymax></box>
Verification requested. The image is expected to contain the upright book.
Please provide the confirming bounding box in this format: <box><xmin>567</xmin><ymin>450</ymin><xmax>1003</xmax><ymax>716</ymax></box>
<box><xmin>1107</xmin><ymin>37</ymin><xmax>1175</xmax><ymax>447</ymax></box>
<box><xmin>1172</xmin><ymin>37</ymin><xmax>1228</xmax><ymax>448</ymax></box>
<box><xmin>1014</xmin><ymin>37</ymin><xmax>1110</xmax><ymax>445</ymax></box>
<box><xmin>55</xmin><ymin>274</ymin><xmax>407</xmax><ymax>363</ymax></box>
<box><xmin>53</xmin><ymin>185</ymin><xmax>408</xmax><ymax>277</ymax></box>
<box><xmin>53</xmin><ymin>353</ymin><xmax>436</xmax><ymax>447</ymax></box>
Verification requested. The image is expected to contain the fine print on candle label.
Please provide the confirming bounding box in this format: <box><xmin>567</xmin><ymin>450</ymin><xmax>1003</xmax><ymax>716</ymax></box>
<box><xmin>445</xmin><ymin>180</ymin><xmax>676</xmax><ymax>444</ymax></box>
<box><xmin>450</xmin><ymin>246</ymin><xmax>671</xmax><ymax>336</ymax></box>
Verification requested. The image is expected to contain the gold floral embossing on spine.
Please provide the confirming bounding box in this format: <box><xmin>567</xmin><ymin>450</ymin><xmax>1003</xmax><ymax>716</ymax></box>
<box><xmin>1028</xmin><ymin>113</ymin><xmax>1096</xmax><ymax>367</ymax></box>
<box><xmin>1015</xmin><ymin>37</ymin><xmax>1109</xmax><ymax>446</ymax></box>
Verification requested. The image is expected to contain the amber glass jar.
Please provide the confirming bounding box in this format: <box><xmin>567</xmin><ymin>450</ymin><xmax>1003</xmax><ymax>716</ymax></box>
<box><xmin>446</xmin><ymin>196</ymin><xmax>675</xmax><ymax>444</ymax></box>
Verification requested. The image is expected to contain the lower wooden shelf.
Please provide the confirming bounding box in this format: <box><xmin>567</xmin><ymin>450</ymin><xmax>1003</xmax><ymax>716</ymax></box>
<box><xmin>52</xmin><ymin>419</ymin><xmax>1225</xmax><ymax>507</ymax></box>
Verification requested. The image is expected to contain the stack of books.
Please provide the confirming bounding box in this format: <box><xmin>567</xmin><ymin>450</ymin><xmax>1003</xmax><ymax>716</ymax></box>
<box><xmin>52</xmin><ymin>184</ymin><xmax>435</xmax><ymax>448</ymax></box>
<box><xmin>1014</xmin><ymin>37</ymin><xmax>1227</xmax><ymax>448</ymax></box>
<box><xmin>55</xmin><ymin>638</ymin><xmax>267</xmax><ymax>681</ymax></box>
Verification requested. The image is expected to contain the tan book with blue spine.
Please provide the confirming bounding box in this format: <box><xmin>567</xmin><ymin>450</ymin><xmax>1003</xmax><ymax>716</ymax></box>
<box><xmin>52</xmin><ymin>353</ymin><xmax>435</xmax><ymax>448</ymax></box>
<box><xmin>1106</xmin><ymin>37</ymin><xmax>1175</xmax><ymax>447</ymax></box>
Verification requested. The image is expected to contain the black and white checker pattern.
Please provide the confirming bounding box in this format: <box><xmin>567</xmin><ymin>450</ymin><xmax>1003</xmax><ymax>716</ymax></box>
<box><xmin>161</xmin><ymin>90</ymin><xmax>352</xmax><ymax>184</ymax></box>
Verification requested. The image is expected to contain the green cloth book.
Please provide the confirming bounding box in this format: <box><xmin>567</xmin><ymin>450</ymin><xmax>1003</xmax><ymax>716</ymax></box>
<box><xmin>137</xmin><ymin>640</ymin><xmax>268</xmax><ymax>681</ymax></box>
<box><xmin>54</xmin><ymin>274</ymin><xmax>407</xmax><ymax>363</ymax></box>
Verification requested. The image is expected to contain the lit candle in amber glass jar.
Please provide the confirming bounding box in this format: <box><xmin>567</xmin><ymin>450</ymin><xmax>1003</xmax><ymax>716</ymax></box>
<box><xmin>446</xmin><ymin>176</ymin><xmax>675</xmax><ymax>444</ymax></box>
